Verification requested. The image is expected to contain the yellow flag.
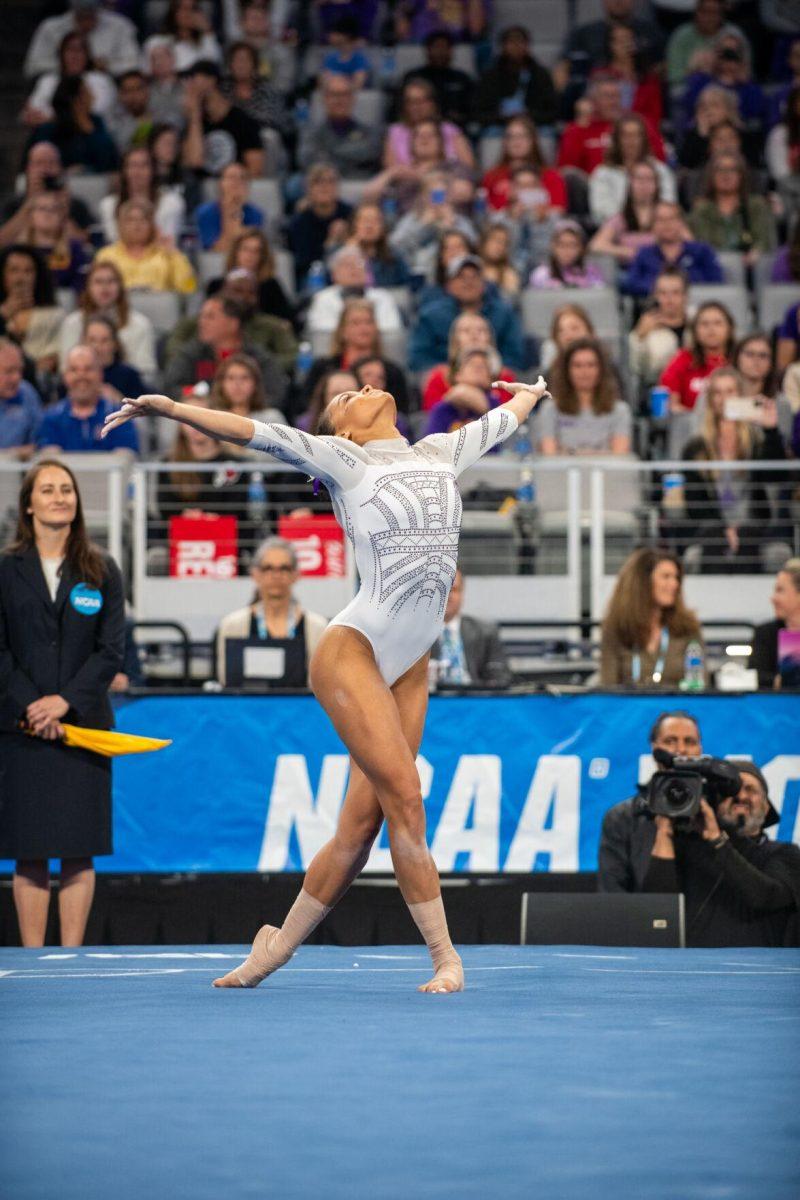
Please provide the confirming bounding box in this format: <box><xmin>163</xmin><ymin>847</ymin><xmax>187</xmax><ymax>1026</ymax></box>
<box><xmin>61</xmin><ymin>725</ymin><xmax>172</xmax><ymax>758</ymax></box>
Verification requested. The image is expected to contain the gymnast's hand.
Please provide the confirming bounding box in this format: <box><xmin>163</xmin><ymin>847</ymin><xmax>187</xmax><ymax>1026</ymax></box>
<box><xmin>492</xmin><ymin>376</ymin><xmax>550</xmax><ymax>421</ymax></box>
<box><xmin>101</xmin><ymin>394</ymin><xmax>174</xmax><ymax>437</ymax></box>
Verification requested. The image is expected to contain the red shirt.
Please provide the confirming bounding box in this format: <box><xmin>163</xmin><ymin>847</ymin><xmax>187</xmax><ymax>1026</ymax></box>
<box><xmin>557</xmin><ymin>118</ymin><xmax>665</xmax><ymax>174</ymax></box>
<box><xmin>481</xmin><ymin>165</ymin><xmax>568</xmax><ymax>212</ymax></box>
<box><xmin>422</xmin><ymin>364</ymin><xmax>516</xmax><ymax>411</ymax></box>
<box><xmin>659</xmin><ymin>349</ymin><xmax>728</xmax><ymax>411</ymax></box>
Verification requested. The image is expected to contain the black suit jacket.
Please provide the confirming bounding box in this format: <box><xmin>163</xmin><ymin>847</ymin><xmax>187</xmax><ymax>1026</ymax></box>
<box><xmin>597</xmin><ymin>795</ymin><xmax>657</xmax><ymax>893</ymax></box>
<box><xmin>434</xmin><ymin>613</ymin><xmax>512</xmax><ymax>689</ymax></box>
<box><xmin>0</xmin><ymin>546</ymin><xmax>124</xmax><ymax>732</ymax></box>
<box><xmin>751</xmin><ymin>618</ymin><xmax>783</xmax><ymax>690</ymax></box>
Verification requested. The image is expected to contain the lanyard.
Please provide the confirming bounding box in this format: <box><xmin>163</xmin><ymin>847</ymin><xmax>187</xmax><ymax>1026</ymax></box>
<box><xmin>632</xmin><ymin>626</ymin><xmax>669</xmax><ymax>685</ymax></box>
<box><xmin>255</xmin><ymin>603</ymin><xmax>298</xmax><ymax>642</ymax></box>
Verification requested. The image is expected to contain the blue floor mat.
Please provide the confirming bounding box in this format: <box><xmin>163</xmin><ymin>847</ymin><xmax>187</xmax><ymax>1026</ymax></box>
<box><xmin>2</xmin><ymin>945</ymin><xmax>799</xmax><ymax>1200</ymax></box>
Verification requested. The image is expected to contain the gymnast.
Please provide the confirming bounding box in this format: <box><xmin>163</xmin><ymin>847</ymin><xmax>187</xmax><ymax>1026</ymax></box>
<box><xmin>102</xmin><ymin>377</ymin><xmax>547</xmax><ymax>992</ymax></box>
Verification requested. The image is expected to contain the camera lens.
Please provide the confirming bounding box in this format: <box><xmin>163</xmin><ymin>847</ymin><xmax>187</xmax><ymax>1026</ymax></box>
<box><xmin>665</xmin><ymin>780</ymin><xmax>690</xmax><ymax>809</ymax></box>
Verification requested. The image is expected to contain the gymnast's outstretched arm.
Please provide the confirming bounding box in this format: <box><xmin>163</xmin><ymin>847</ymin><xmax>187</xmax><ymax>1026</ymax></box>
<box><xmin>102</xmin><ymin>393</ymin><xmax>255</xmax><ymax>445</ymax></box>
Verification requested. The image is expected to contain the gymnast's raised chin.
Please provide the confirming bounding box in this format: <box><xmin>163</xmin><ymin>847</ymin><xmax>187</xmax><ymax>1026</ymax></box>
<box><xmin>102</xmin><ymin>377</ymin><xmax>548</xmax><ymax>993</ymax></box>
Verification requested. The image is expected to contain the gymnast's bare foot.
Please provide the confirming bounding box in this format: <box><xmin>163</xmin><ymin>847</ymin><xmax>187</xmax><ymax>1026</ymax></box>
<box><xmin>418</xmin><ymin>954</ymin><xmax>464</xmax><ymax>994</ymax></box>
<box><xmin>213</xmin><ymin>924</ymin><xmax>290</xmax><ymax>988</ymax></box>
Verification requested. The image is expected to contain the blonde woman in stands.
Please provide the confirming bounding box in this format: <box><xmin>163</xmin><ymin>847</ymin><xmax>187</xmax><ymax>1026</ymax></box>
<box><xmin>600</xmin><ymin>548</ymin><xmax>705</xmax><ymax>688</ymax></box>
<box><xmin>95</xmin><ymin>199</ymin><xmax>196</xmax><ymax>294</ymax></box>
<box><xmin>59</xmin><ymin>260</ymin><xmax>157</xmax><ymax>382</ymax></box>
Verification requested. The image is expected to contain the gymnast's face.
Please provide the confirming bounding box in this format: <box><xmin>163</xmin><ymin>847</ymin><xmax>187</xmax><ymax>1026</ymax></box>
<box><xmin>326</xmin><ymin>384</ymin><xmax>397</xmax><ymax>442</ymax></box>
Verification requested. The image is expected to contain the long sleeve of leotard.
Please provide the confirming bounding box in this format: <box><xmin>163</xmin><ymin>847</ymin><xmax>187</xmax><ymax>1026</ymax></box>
<box><xmin>247</xmin><ymin>421</ymin><xmax>367</xmax><ymax>490</ymax></box>
<box><xmin>421</xmin><ymin>406</ymin><xmax>519</xmax><ymax>478</ymax></box>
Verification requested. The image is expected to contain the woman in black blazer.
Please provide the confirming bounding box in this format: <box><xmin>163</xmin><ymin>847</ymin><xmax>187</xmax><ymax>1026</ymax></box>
<box><xmin>0</xmin><ymin>459</ymin><xmax>124</xmax><ymax>946</ymax></box>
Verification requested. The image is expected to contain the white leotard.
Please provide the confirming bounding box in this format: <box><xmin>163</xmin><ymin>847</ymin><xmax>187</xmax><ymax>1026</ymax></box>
<box><xmin>248</xmin><ymin>407</ymin><xmax>519</xmax><ymax>684</ymax></box>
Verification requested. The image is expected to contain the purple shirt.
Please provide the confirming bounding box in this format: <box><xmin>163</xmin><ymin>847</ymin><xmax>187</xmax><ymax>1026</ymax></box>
<box><xmin>778</xmin><ymin>302</ymin><xmax>800</xmax><ymax>346</ymax></box>
<box><xmin>424</xmin><ymin>392</ymin><xmax>502</xmax><ymax>437</ymax></box>
<box><xmin>529</xmin><ymin>262</ymin><xmax>606</xmax><ymax>290</ymax></box>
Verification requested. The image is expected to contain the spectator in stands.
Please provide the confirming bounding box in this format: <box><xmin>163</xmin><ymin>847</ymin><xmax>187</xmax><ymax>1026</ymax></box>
<box><xmin>297</xmin><ymin>368</ymin><xmax>359</xmax><ymax>434</ymax></box>
<box><xmin>1</xmin><ymin>143</ymin><xmax>93</xmax><ymax>250</ymax></box>
<box><xmin>59</xmin><ymin>260</ymin><xmax>157</xmax><ymax>383</ymax></box>
<box><xmin>36</xmin><ymin>344</ymin><xmax>138</xmax><ymax>454</ymax></box>
<box><xmin>24</xmin><ymin>0</ymin><xmax>139</xmax><ymax>80</ymax></box>
<box><xmin>210</xmin><ymin>352</ymin><xmax>285</xmax><ymax>430</ymax></box>
<box><xmin>194</xmin><ymin>161</ymin><xmax>263</xmax><ymax>253</ymax></box>
<box><xmin>481</xmin><ymin>115</ymin><xmax>567</xmax><ymax>215</ymax></box>
<box><xmin>26</xmin><ymin>77</ymin><xmax>119</xmax><ymax>175</ymax></box>
<box><xmin>298</xmin><ymin>75</ymin><xmax>383</xmax><ymax>180</ymax></box>
<box><xmin>589</xmin><ymin>114</ymin><xmax>676</xmax><ymax>224</ymax></box>
<box><xmin>148</xmin><ymin>123</ymin><xmax>191</xmax><ymax>198</ymax></box>
<box><xmin>600</xmin><ymin>548</ymin><xmax>704</xmax><ymax>687</ymax></box>
<box><xmin>776</xmin><ymin>301</ymin><xmax>800</xmax><ymax>375</ymax></box>
<box><xmin>590</xmin><ymin>161</ymin><xmax>661</xmax><ymax>264</ymax></box>
<box><xmin>766</xmin><ymin>85</ymin><xmax>800</xmax><ymax>216</ymax></box>
<box><xmin>557</xmin><ymin>76</ymin><xmax>664</xmax><ymax>176</ymax></box>
<box><xmin>539</xmin><ymin>304</ymin><xmax>598</xmax><ymax>373</ymax></box>
<box><xmin>473</xmin><ymin>25</ymin><xmax>558</xmax><ymax>130</ymax></box>
<box><xmin>588</xmin><ymin>22</ymin><xmax>663</xmax><ymax>128</ymax></box>
<box><xmin>306</xmin><ymin>247</ymin><xmax>403</xmax><ymax>337</ymax></box>
<box><xmin>666</xmin><ymin>0</ymin><xmax>744</xmax><ymax>88</ymax></box>
<box><xmin>771</xmin><ymin>218</ymin><xmax>800</xmax><ymax>284</ymax></box>
<box><xmin>496</xmin><ymin>166</ymin><xmax>562</xmax><ymax>276</ymax></box>
<box><xmin>660</xmin><ymin>300</ymin><xmax>735</xmax><ymax>412</ymax></box>
<box><xmin>236</xmin><ymin>0</ymin><xmax>294</xmax><ymax>94</ymax></box>
<box><xmin>682</xmin><ymin>31</ymin><xmax>766</xmax><ymax>136</ymax></box>
<box><xmin>734</xmin><ymin>334</ymin><xmax>784</xmax><ymax>412</ymax></box>
<box><xmin>298</xmin><ymin>299</ymin><xmax>411</xmax><ymax>419</ymax></box>
<box><xmin>365</xmin><ymin>122</ymin><xmax>460</xmax><ymax>216</ymax></box>
<box><xmin>222</xmin><ymin>39</ymin><xmax>290</xmax><ymax>137</ymax></box>
<box><xmin>181</xmin><ymin>60</ymin><xmax>264</xmax><ymax>179</ymax></box>
<box><xmin>629</xmin><ymin>268</ymin><xmax>691</xmax><ymax>389</ymax></box>
<box><xmin>537</xmin><ymin>338</ymin><xmax>632</xmax><ymax>455</ymax></box>
<box><xmin>0</xmin><ymin>339</ymin><xmax>42</xmax><ymax>458</ymax></box>
<box><xmin>388</xmin><ymin>177</ymin><xmax>477</xmax><ymax>279</ymax></box>
<box><xmin>477</xmin><ymin>225</ymin><xmax>520</xmax><ymax>299</ymax></box>
<box><xmin>769</xmin><ymin>37</ymin><xmax>800</xmax><ymax>129</ymax></box>
<box><xmin>623</xmin><ymin>201</ymin><xmax>723</xmax><ymax>297</ymax></box>
<box><xmin>530</xmin><ymin>220</ymin><xmax>606</xmax><ymax>291</ymax></box>
<box><xmin>163</xmin><ymin>295</ymin><xmax>288</xmax><ymax>406</ymax></box>
<box><xmin>169</xmin><ymin>269</ymin><xmax>296</xmax><ymax>375</ymax></box>
<box><xmin>402</xmin><ymin>31</ymin><xmax>473</xmax><ymax>129</ymax></box>
<box><xmin>598</xmin><ymin>714</ymin><xmax>800</xmax><ymax>948</ymax></box>
<box><xmin>142</xmin><ymin>39</ymin><xmax>184</xmax><ymax>129</ymax></box>
<box><xmin>143</xmin><ymin>0</ymin><xmax>222</xmax><ymax>74</ymax></box>
<box><xmin>104</xmin><ymin>71</ymin><xmax>158</xmax><ymax>156</ymax></box>
<box><xmin>677</xmin><ymin>83</ymin><xmax>760</xmax><ymax>171</ymax></box>
<box><xmin>21</xmin><ymin>191</ymin><xmax>90</xmax><ymax>297</ymax></box>
<box><xmin>95</xmin><ymin>199</ymin><xmax>196</xmax><ymax>294</ymax></box>
<box><xmin>287</xmin><ymin>165</ymin><xmax>353</xmax><ymax>285</ymax></box>
<box><xmin>100</xmin><ymin>146</ymin><xmax>186</xmax><ymax>248</ymax></box>
<box><xmin>344</xmin><ymin>204</ymin><xmax>412</xmax><ymax>289</ymax></box>
<box><xmin>422</xmin><ymin>311</ymin><xmax>514</xmax><ymax>412</ymax></box>
<box><xmin>22</xmin><ymin>30</ymin><xmax>115</xmax><ymax>128</ymax></box>
<box><xmin>82</xmin><ymin>315</ymin><xmax>145</xmax><ymax>406</ymax></box>
<box><xmin>751</xmin><ymin>559</ymin><xmax>800</xmax><ymax>689</ymax></box>
<box><xmin>321</xmin><ymin>16</ymin><xmax>371</xmax><ymax>88</ymax></box>
<box><xmin>689</xmin><ymin>152</ymin><xmax>777</xmax><ymax>262</ymax></box>
<box><xmin>424</xmin><ymin>346</ymin><xmax>503</xmax><ymax>436</ymax></box>
<box><xmin>393</xmin><ymin>0</ymin><xmax>489</xmax><ymax>44</ymax></box>
<box><xmin>384</xmin><ymin>78</ymin><xmax>474</xmax><ymax>171</ymax></box>
<box><xmin>680</xmin><ymin>366</ymin><xmax>786</xmax><ymax>571</ymax></box>
<box><xmin>0</xmin><ymin>245</ymin><xmax>62</xmax><ymax>376</ymax></box>
<box><xmin>432</xmin><ymin>567</ymin><xmax>512</xmax><ymax>689</ymax></box>
<box><xmin>409</xmin><ymin>254</ymin><xmax>525</xmax><ymax>373</ymax></box>
<box><xmin>206</xmin><ymin>229</ymin><xmax>295</xmax><ymax>326</ymax></box>
<box><xmin>216</xmin><ymin>537</ymin><xmax>328</xmax><ymax>687</ymax></box>
<box><xmin>555</xmin><ymin>0</ymin><xmax>664</xmax><ymax>94</ymax></box>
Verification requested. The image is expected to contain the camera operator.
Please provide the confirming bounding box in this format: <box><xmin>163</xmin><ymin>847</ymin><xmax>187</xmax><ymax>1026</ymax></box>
<box><xmin>598</xmin><ymin>712</ymin><xmax>800</xmax><ymax>946</ymax></box>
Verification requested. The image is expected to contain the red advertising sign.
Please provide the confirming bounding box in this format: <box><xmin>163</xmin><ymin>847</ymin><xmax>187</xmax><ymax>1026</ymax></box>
<box><xmin>277</xmin><ymin>515</ymin><xmax>345</xmax><ymax>577</ymax></box>
<box><xmin>169</xmin><ymin>514</ymin><xmax>238</xmax><ymax>579</ymax></box>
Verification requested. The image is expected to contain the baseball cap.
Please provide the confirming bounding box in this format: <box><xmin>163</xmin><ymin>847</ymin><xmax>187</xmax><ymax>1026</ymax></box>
<box><xmin>446</xmin><ymin>254</ymin><xmax>483</xmax><ymax>280</ymax></box>
<box><xmin>726</xmin><ymin>760</ymin><xmax>780</xmax><ymax>828</ymax></box>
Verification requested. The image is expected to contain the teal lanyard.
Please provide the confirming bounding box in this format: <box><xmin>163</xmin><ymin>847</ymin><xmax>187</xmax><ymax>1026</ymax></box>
<box><xmin>632</xmin><ymin>626</ymin><xmax>669</xmax><ymax>684</ymax></box>
<box><xmin>255</xmin><ymin>604</ymin><xmax>298</xmax><ymax>642</ymax></box>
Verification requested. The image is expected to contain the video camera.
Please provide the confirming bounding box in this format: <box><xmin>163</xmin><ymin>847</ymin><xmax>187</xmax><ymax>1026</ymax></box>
<box><xmin>636</xmin><ymin>751</ymin><xmax>742</xmax><ymax>831</ymax></box>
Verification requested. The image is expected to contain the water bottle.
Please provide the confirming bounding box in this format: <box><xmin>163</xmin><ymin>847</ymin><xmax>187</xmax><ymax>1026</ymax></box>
<box><xmin>381</xmin><ymin>194</ymin><xmax>398</xmax><ymax>223</ymax></box>
<box><xmin>516</xmin><ymin>466</ymin><xmax>536</xmax><ymax>505</ymax></box>
<box><xmin>247</xmin><ymin>471</ymin><xmax>268</xmax><ymax>526</ymax></box>
<box><xmin>296</xmin><ymin>340</ymin><xmax>314</xmax><ymax>377</ymax></box>
<box><xmin>513</xmin><ymin>420</ymin><xmax>532</xmax><ymax>459</ymax></box>
<box><xmin>474</xmin><ymin>187</ymin><xmax>488</xmax><ymax>223</ymax></box>
<box><xmin>295</xmin><ymin>97</ymin><xmax>310</xmax><ymax>125</ymax></box>
<box><xmin>680</xmin><ymin>640</ymin><xmax>705</xmax><ymax>692</ymax></box>
<box><xmin>380</xmin><ymin>48</ymin><xmax>396</xmax><ymax>86</ymax></box>
<box><xmin>307</xmin><ymin>260</ymin><xmax>327</xmax><ymax>293</ymax></box>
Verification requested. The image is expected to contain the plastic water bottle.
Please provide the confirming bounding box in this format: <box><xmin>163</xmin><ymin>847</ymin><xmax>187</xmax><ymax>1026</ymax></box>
<box><xmin>247</xmin><ymin>471</ymin><xmax>268</xmax><ymax>525</ymax></box>
<box><xmin>474</xmin><ymin>187</ymin><xmax>488</xmax><ymax>223</ymax></box>
<box><xmin>380</xmin><ymin>48</ymin><xmax>396</xmax><ymax>86</ymax></box>
<box><xmin>296</xmin><ymin>340</ymin><xmax>314</xmax><ymax>377</ymax></box>
<box><xmin>516</xmin><ymin>466</ymin><xmax>536</xmax><ymax>505</ymax></box>
<box><xmin>307</xmin><ymin>260</ymin><xmax>327</xmax><ymax>293</ymax></box>
<box><xmin>381</xmin><ymin>194</ymin><xmax>398</xmax><ymax>223</ymax></box>
<box><xmin>514</xmin><ymin>421</ymin><xmax>532</xmax><ymax>459</ymax></box>
<box><xmin>680</xmin><ymin>640</ymin><xmax>705</xmax><ymax>692</ymax></box>
<box><xmin>295</xmin><ymin>97</ymin><xmax>310</xmax><ymax>125</ymax></box>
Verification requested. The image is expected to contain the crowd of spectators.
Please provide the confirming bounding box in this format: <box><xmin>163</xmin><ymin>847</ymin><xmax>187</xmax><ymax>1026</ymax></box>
<box><xmin>1</xmin><ymin>0</ymin><xmax>799</xmax><ymax>588</ymax></box>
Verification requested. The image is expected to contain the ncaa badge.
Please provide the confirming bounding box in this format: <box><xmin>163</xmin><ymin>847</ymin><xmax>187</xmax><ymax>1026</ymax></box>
<box><xmin>70</xmin><ymin>582</ymin><xmax>103</xmax><ymax>616</ymax></box>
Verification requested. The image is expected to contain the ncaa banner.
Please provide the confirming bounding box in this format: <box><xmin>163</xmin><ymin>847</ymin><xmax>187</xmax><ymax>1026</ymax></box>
<box><xmin>8</xmin><ymin>694</ymin><xmax>795</xmax><ymax>875</ymax></box>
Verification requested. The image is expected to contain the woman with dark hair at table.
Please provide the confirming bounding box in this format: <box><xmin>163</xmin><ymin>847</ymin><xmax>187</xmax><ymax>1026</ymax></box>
<box><xmin>0</xmin><ymin>459</ymin><xmax>124</xmax><ymax>946</ymax></box>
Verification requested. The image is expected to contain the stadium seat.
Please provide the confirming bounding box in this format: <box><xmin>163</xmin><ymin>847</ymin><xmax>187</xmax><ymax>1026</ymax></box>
<box><xmin>521</xmin><ymin>287</ymin><xmax>621</xmax><ymax>340</ymax></box>
<box><xmin>273</xmin><ymin>249</ymin><xmax>296</xmax><ymax>302</ymax></box>
<box><xmin>494</xmin><ymin>0</ymin><xmax>569</xmax><ymax>43</ymax></box>
<box><xmin>478</xmin><ymin>134</ymin><xmax>503</xmax><ymax>172</ymax></box>
<box><xmin>752</xmin><ymin>252</ymin><xmax>777</xmax><ymax>292</ymax></box>
<box><xmin>688</xmin><ymin>284</ymin><xmax>752</xmax><ymax>333</ymax></box>
<box><xmin>67</xmin><ymin>173</ymin><xmax>111</xmax><ymax>217</ymax></box>
<box><xmin>338</xmin><ymin>179</ymin><xmax>369</xmax><ymax>208</ymax></box>
<box><xmin>128</xmin><ymin>290</ymin><xmax>183</xmax><ymax>334</ymax></box>
<box><xmin>586</xmin><ymin>254</ymin><xmax>618</xmax><ymax>286</ymax></box>
<box><xmin>717</xmin><ymin>251</ymin><xmax>746</xmax><ymax>287</ymax></box>
<box><xmin>309</xmin><ymin>88</ymin><xmax>386</xmax><ymax>128</ymax></box>
<box><xmin>201</xmin><ymin>178</ymin><xmax>284</xmax><ymax>225</ymax></box>
<box><xmin>56</xmin><ymin>288</ymin><xmax>76</xmax><ymax>313</ymax></box>
<box><xmin>758</xmin><ymin>284</ymin><xmax>799</xmax><ymax>333</ymax></box>
<box><xmin>0</xmin><ymin>457</ymin><xmax>24</xmax><ymax>544</ymax></box>
<box><xmin>197</xmin><ymin>251</ymin><xmax>224</xmax><ymax>286</ymax></box>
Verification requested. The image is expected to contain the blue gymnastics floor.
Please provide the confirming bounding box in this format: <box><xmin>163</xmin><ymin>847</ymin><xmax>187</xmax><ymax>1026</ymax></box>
<box><xmin>2</xmin><ymin>945</ymin><xmax>799</xmax><ymax>1200</ymax></box>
